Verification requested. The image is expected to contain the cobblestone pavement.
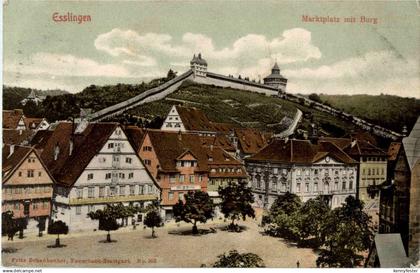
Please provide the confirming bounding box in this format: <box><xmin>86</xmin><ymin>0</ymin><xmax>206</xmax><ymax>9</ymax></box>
<box><xmin>2</xmin><ymin>218</ymin><xmax>318</xmax><ymax>268</ymax></box>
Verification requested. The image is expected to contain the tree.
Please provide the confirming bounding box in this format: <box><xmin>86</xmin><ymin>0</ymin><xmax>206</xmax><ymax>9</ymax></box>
<box><xmin>317</xmin><ymin>196</ymin><xmax>374</xmax><ymax>268</ymax></box>
<box><xmin>296</xmin><ymin>196</ymin><xmax>330</xmax><ymax>246</ymax></box>
<box><xmin>262</xmin><ymin>192</ymin><xmax>302</xmax><ymax>240</ymax></box>
<box><xmin>173</xmin><ymin>191</ymin><xmax>214</xmax><ymax>235</ymax></box>
<box><xmin>144</xmin><ymin>210</ymin><xmax>162</xmax><ymax>238</ymax></box>
<box><xmin>47</xmin><ymin>220</ymin><xmax>69</xmax><ymax>247</ymax></box>
<box><xmin>213</xmin><ymin>250</ymin><xmax>265</xmax><ymax>268</ymax></box>
<box><xmin>218</xmin><ymin>181</ymin><xmax>255</xmax><ymax>231</ymax></box>
<box><xmin>308</xmin><ymin>93</ymin><xmax>322</xmax><ymax>103</ymax></box>
<box><xmin>2</xmin><ymin>211</ymin><xmax>19</xmax><ymax>241</ymax></box>
<box><xmin>166</xmin><ymin>69</ymin><xmax>177</xmax><ymax>81</ymax></box>
<box><xmin>88</xmin><ymin>203</ymin><xmax>139</xmax><ymax>242</ymax></box>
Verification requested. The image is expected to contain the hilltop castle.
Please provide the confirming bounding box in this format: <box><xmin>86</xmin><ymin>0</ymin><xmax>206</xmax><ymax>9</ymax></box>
<box><xmin>190</xmin><ymin>53</ymin><xmax>288</xmax><ymax>93</ymax></box>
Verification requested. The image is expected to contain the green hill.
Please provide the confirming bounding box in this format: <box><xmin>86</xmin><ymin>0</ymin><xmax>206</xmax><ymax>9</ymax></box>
<box><xmin>3</xmin><ymin>86</ymin><xmax>69</xmax><ymax>110</ymax></box>
<box><xmin>317</xmin><ymin>94</ymin><xmax>420</xmax><ymax>133</ymax></box>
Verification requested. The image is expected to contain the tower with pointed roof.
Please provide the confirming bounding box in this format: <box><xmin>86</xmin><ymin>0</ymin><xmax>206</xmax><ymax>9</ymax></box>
<box><xmin>190</xmin><ymin>53</ymin><xmax>208</xmax><ymax>78</ymax></box>
<box><xmin>263</xmin><ymin>62</ymin><xmax>288</xmax><ymax>92</ymax></box>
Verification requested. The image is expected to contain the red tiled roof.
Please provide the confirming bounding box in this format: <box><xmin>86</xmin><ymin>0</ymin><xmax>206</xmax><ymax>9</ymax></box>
<box><xmin>199</xmin><ymin>135</ymin><xmax>235</xmax><ymax>152</ymax></box>
<box><xmin>2</xmin><ymin>129</ymin><xmax>34</xmax><ymax>145</ymax></box>
<box><xmin>388</xmin><ymin>142</ymin><xmax>402</xmax><ymax>161</ymax></box>
<box><xmin>206</xmin><ymin>146</ymin><xmax>247</xmax><ymax>178</ymax></box>
<box><xmin>124</xmin><ymin>126</ymin><xmax>146</xmax><ymax>153</ymax></box>
<box><xmin>234</xmin><ymin>128</ymin><xmax>270</xmax><ymax>155</ymax></box>
<box><xmin>320</xmin><ymin>137</ymin><xmax>386</xmax><ymax>157</ymax></box>
<box><xmin>2</xmin><ymin>145</ymin><xmax>32</xmax><ymax>176</ymax></box>
<box><xmin>3</xmin><ymin>109</ymin><xmax>24</xmax><ymax>129</ymax></box>
<box><xmin>146</xmin><ymin>130</ymin><xmax>209</xmax><ymax>173</ymax></box>
<box><xmin>176</xmin><ymin>106</ymin><xmax>214</xmax><ymax>132</ymax></box>
<box><xmin>246</xmin><ymin>139</ymin><xmax>358</xmax><ymax>165</ymax></box>
<box><xmin>32</xmin><ymin>122</ymin><xmax>118</xmax><ymax>186</ymax></box>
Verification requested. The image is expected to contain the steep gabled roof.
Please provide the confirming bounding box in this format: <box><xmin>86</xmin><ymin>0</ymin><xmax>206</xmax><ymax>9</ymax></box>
<box><xmin>199</xmin><ymin>134</ymin><xmax>235</xmax><ymax>152</ymax></box>
<box><xmin>175</xmin><ymin>106</ymin><xmax>214</xmax><ymax>132</ymax></box>
<box><xmin>31</xmin><ymin>122</ymin><xmax>118</xmax><ymax>186</ymax></box>
<box><xmin>3</xmin><ymin>109</ymin><xmax>24</xmax><ymax>129</ymax></box>
<box><xmin>124</xmin><ymin>126</ymin><xmax>146</xmax><ymax>153</ymax></box>
<box><xmin>146</xmin><ymin>130</ymin><xmax>208</xmax><ymax>173</ymax></box>
<box><xmin>2</xmin><ymin>145</ymin><xmax>32</xmax><ymax>177</ymax></box>
<box><xmin>2</xmin><ymin>144</ymin><xmax>55</xmax><ymax>184</ymax></box>
<box><xmin>2</xmin><ymin>129</ymin><xmax>34</xmax><ymax>145</ymax></box>
<box><xmin>246</xmin><ymin>139</ymin><xmax>357</xmax><ymax>165</ymax></box>
<box><xmin>403</xmin><ymin>116</ymin><xmax>420</xmax><ymax>170</ymax></box>
<box><xmin>234</xmin><ymin>128</ymin><xmax>270</xmax><ymax>155</ymax></box>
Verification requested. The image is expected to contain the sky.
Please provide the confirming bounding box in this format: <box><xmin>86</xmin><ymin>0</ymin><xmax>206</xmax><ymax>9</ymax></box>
<box><xmin>3</xmin><ymin>0</ymin><xmax>420</xmax><ymax>98</ymax></box>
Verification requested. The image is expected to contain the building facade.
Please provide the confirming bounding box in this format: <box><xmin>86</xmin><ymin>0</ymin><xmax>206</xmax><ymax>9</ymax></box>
<box><xmin>31</xmin><ymin>122</ymin><xmax>160</xmax><ymax>231</ymax></box>
<box><xmin>245</xmin><ymin>139</ymin><xmax>358</xmax><ymax>209</ymax></box>
<box><xmin>2</xmin><ymin>145</ymin><xmax>54</xmax><ymax>234</ymax></box>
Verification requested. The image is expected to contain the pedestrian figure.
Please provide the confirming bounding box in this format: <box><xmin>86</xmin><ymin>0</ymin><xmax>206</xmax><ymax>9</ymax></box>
<box><xmin>297</xmin><ymin>260</ymin><xmax>300</xmax><ymax>268</ymax></box>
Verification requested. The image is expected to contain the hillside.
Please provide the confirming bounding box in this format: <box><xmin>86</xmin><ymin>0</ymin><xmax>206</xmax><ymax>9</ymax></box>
<box><xmin>121</xmin><ymin>81</ymin><xmax>358</xmax><ymax>136</ymax></box>
<box><xmin>3</xmin><ymin>86</ymin><xmax>69</xmax><ymax>110</ymax></box>
<box><xmin>317</xmin><ymin>94</ymin><xmax>420</xmax><ymax>133</ymax></box>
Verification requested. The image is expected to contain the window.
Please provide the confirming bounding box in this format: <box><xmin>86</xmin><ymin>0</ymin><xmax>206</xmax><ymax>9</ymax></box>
<box><xmin>296</xmin><ymin>169</ymin><xmax>301</xmax><ymax>176</ymax></box>
<box><xmin>76</xmin><ymin>188</ymin><xmax>83</xmax><ymax>199</ymax></box>
<box><xmin>105</xmin><ymin>173</ymin><xmax>111</xmax><ymax>180</ymax></box>
<box><xmin>368</xmin><ymin>169</ymin><xmax>371</xmax><ymax>175</ymax></box>
<box><xmin>139</xmin><ymin>186</ymin><xmax>144</xmax><ymax>194</ymax></box>
<box><xmin>314</xmin><ymin>183</ymin><xmax>318</xmax><ymax>192</ymax></box>
<box><xmin>281</xmin><ymin>183</ymin><xmax>286</xmax><ymax>192</ymax></box>
<box><xmin>296</xmin><ymin>183</ymin><xmax>301</xmax><ymax>192</ymax></box>
<box><xmin>189</xmin><ymin>175</ymin><xmax>195</xmax><ymax>183</ymax></box>
<box><xmin>98</xmin><ymin>157</ymin><xmax>106</xmax><ymax>163</ymax></box>
<box><xmin>273</xmin><ymin>168</ymin><xmax>278</xmax><ymax>174</ymax></box>
<box><xmin>18</xmin><ymin>171</ymin><xmax>22</xmax><ymax>177</ymax></box>
<box><xmin>381</xmin><ymin>168</ymin><xmax>384</xmax><ymax>175</ymax></box>
<box><xmin>38</xmin><ymin>171</ymin><xmax>42</xmax><ymax>177</ymax></box>
<box><xmin>349</xmin><ymin>181</ymin><xmax>353</xmax><ymax>190</ymax></box>
<box><xmin>88</xmin><ymin>187</ymin><xmax>94</xmax><ymax>198</ymax></box>
<box><xmin>314</xmin><ymin>169</ymin><xmax>318</xmax><ymax>175</ymax></box>
<box><xmin>129</xmin><ymin>173</ymin><xmax>134</xmax><ymax>179</ymax></box>
<box><xmin>32</xmin><ymin>202</ymin><xmax>38</xmax><ymax>210</ymax></box>
<box><xmin>170</xmin><ymin>175</ymin><xmax>177</xmax><ymax>183</ymax></box>
<box><xmin>342</xmin><ymin>182</ymin><xmax>346</xmax><ymax>190</ymax></box>
<box><xmin>120</xmin><ymin>186</ymin><xmax>125</xmax><ymax>196</ymax></box>
<box><xmin>178</xmin><ymin>192</ymin><xmax>184</xmax><ymax>200</ymax></box>
<box><xmin>42</xmin><ymin>201</ymin><xmax>48</xmax><ymax>209</ymax></box>
<box><xmin>126</xmin><ymin>157</ymin><xmax>132</xmax><ymax>164</ymax></box>
<box><xmin>335</xmin><ymin>182</ymin><xmax>339</xmax><ymax>191</ymax></box>
<box><xmin>130</xmin><ymin>185</ymin><xmax>135</xmax><ymax>195</ymax></box>
<box><xmin>168</xmin><ymin>192</ymin><xmax>174</xmax><ymax>200</ymax></box>
<box><xmin>305</xmin><ymin>183</ymin><xmax>309</xmax><ymax>192</ymax></box>
<box><xmin>87</xmin><ymin>173</ymin><xmax>94</xmax><ymax>180</ymax></box>
<box><xmin>13</xmin><ymin>203</ymin><xmax>19</xmax><ymax>210</ymax></box>
<box><xmin>144</xmin><ymin>159</ymin><xmax>151</xmax><ymax>165</ymax></box>
<box><xmin>88</xmin><ymin>205</ymin><xmax>95</xmax><ymax>213</ymax></box>
<box><xmin>76</xmin><ymin>206</ymin><xmax>81</xmax><ymax>215</ymax></box>
<box><xmin>179</xmin><ymin>175</ymin><xmax>185</xmax><ymax>183</ymax></box>
<box><xmin>199</xmin><ymin>175</ymin><xmax>203</xmax><ymax>182</ymax></box>
<box><xmin>143</xmin><ymin>146</ymin><xmax>152</xmax><ymax>152</ymax></box>
<box><xmin>119</xmin><ymin>173</ymin><xmax>125</xmax><ymax>179</ymax></box>
<box><xmin>305</xmin><ymin>169</ymin><xmax>310</xmax><ymax>176</ymax></box>
<box><xmin>27</xmin><ymin>170</ymin><xmax>34</xmax><ymax>177</ymax></box>
<box><xmin>108</xmin><ymin>143</ymin><xmax>114</xmax><ymax>149</ymax></box>
<box><xmin>363</xmin><ymin>169</ymin><xmax>365</xmax><ymax>175</ymax></box>
<box><xmin>99</xmin><ymin>186</ymin><xmax>105</xmax><ymax>197</ymax></box>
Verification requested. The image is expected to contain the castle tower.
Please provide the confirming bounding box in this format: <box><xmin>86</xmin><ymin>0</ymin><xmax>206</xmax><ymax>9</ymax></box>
<box><xmin>190</xmin><ymin>53</ymin><xmax>208</xmax><ymax>78</ymax></box>
<box><xmin>263</xmin><ymin>62</ymin><xmax>288</xmax><ymax>92</ymax></box>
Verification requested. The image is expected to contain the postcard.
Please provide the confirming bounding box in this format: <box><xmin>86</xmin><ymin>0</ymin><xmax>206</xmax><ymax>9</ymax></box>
<box><xmin>2</xmin><ymin>0</ymin><xmax>419</xmax><ymax>269</ymax></box>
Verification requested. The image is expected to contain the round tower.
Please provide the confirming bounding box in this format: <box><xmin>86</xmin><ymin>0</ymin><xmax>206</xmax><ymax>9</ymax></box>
<box><xmin>263</xmin><ymin>62</ymin><xmax>288</xmax><ymax>92</ymax></box>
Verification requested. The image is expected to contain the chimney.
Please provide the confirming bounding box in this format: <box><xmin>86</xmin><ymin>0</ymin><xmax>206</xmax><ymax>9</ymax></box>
<box><xmin>351</xmin><ymin>139</ymin><xmax>357</xmax><ymax>148</ymax></box>
<box><xmin>54</xmin><ymin>143</ymin><xmax>60</xmax><ymax>161</ymax></box>
<box><xmin>402</xmin><ymin>125</ymin><xmax>408</xmax><ymax>137</ymax></box>
<box><xmin>69</xmin><ymin>139</ymin><xmax>74</xmax><ymax>156</ymax></box>
<box><xmin>309</xmin><ymin>122</ymin><xmax>318</xmax><ymax>144</ymax></box>
<box><xmin>9</xmin><ymin>145</ymin><xmax>15</xmax><ymax>157</ymax></box>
